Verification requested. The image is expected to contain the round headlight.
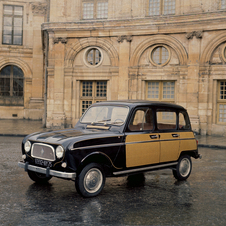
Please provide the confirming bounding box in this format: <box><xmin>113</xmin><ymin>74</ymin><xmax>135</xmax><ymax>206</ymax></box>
<box><xmin>56</xmin><ymin>146</ymin><xmax>64</xmax><ymax>159</ymax></box>
<box><xmin>24</xmin><ymin>141</ymin><xmax>31</xmax><ymax>153</ymax></box>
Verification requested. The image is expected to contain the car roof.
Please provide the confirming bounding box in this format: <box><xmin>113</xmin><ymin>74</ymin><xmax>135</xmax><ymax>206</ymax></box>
<box><xmin>92</xmin><ymin>100</ymin><xmax>186</xmax><ymax>111</ymax></box>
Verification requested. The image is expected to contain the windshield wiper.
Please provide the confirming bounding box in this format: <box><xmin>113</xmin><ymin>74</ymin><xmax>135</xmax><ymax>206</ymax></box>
<box><xmin>91</xmin><ymin>119</ymin><xmax>111</xmax><ymax>125</ymax></box>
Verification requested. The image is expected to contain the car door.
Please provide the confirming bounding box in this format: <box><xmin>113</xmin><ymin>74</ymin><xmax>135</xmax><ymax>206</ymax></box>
<box><xmin>125</xmin><ymin>108</ymin><xmax>160</xmax><ymax>168</ymax></box>
<box><xmin>156</xmin><ymin>109</ymin><xmax>180</xmax><ymax>163</ymax></box>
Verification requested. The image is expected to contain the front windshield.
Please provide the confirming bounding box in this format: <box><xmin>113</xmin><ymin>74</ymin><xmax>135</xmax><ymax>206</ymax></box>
<box><xmin>81</xmin><ymin>105</ymin><xmax>129</xmax><ymax>126</ymax></box>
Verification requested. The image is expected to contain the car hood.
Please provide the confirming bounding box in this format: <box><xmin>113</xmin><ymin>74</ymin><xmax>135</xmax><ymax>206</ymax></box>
<box><xmin>27</xmin><ymin>128</ymin><xmax>119</xmax><ymax>146</ymax></box>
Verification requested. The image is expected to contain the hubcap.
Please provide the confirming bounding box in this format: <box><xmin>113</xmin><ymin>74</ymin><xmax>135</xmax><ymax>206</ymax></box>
<box><xmin>179</xmin><ymin>158</ymin><xmax>191</xmax><ymax>177</ymax></box>
<box><xmin>84</xmin><ymin>168</ymin><xmax>103</xmax><ymax>193</ymax></box>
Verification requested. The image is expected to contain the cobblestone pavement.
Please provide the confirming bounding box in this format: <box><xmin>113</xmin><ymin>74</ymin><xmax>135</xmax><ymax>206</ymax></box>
<box><xmin>0</xmin><ymin>119</ymin><xmax>225</xmax><ymax>148</ymax></box>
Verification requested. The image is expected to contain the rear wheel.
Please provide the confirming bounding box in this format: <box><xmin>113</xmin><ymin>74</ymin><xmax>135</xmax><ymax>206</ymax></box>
<box><xmin>27</xmin><ymin>170</ymin><xmax>52</xmax><ymax>184</ymax></box>
<box><xmin>75</xmin><ymin>163</ymin><xmax>105</xmax><ymax>198</ymax></box>
<box><xmin>173</xmin><ymin>155</ymin><xmax>192</xmax><ymax>181</ymax></box>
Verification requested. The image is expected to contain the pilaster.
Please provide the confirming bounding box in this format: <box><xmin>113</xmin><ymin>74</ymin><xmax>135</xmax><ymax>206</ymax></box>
<box><xmin>47</xmin><ymin>37</ymin><xmax>67</xmax><ymax>128</ymax></box>
<box><xmin>186</xmin><ymin>30</ymin><xmax>203</xmax><ymax>133</ymax></box>
<box><xmin>117</xmin><ymin>35</ymin><xmax>132</xmax><ymax>99</ymax></box>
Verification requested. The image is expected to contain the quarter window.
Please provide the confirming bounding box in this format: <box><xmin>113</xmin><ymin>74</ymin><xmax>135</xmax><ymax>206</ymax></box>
<box><xmin>0</xmin><ymin>65</ymin><xmax>24</xmax><ymax>106</ymax></box>
<box><xmin>146</xmin><ymin>81</ymin><xmax>175</xmax><ymax>102</ymax></box>
<box><xmin>82</xmin><ymin>0</ymin><xmax>108</xmax><ymax>19</ymax></box>
<box><xmin>80</xmin><ymin>81</ymin><xmax>107</xmax><ymax>114</ymax></box>
<box><xmin>148</xmin><ymin>0</ymin><xmax>175</xmax><ymax>16</ymax></box>
<box><xmin>217</xmin><ymin>81</ymin><xmax>226</xmax><ymax>123</ymax></box>
<box><xmin>3</xmin><ymin>5</ymin><xmax>23</xmax><ymax>45</ymax></box>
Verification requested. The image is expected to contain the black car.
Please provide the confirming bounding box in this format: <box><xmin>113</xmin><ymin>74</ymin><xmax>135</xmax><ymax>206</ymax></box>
<box><xmin>18</xmin><ymin>100</ymin><xmax>201</xmax><ymax>197</ymax></box>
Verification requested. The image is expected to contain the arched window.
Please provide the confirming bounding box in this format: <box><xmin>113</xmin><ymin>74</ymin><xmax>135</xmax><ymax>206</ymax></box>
<box><xmin>0</xmin><ymin>65</ymin><xmax>24</xmax><ymax>105</ymax></box>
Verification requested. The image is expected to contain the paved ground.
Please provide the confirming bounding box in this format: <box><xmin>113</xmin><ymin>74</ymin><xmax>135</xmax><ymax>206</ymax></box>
<box><xmin>0</xmin><ymin>137</ymin><xmax>225</xmax><ymax>226</ymax></box>
<box><xmin>0</xmin><ymin>119</ymin><xmax>225</xmax><ymax>148</ymax></box>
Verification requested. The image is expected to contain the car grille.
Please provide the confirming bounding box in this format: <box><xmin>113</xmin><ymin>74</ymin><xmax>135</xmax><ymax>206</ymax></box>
<box><xmin>31</xmin><ymin>143</ymin><xmax>55</xmax><ymax>161</ymax></box>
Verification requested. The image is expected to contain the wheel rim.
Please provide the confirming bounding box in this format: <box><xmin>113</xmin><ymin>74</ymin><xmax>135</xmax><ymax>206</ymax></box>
<box><xmin>84</xmin><ymin>168</ymin><xmax>103</xmax><ymax>193</ymax></box>
<box><xmin>179</xmin><ymin>158</ymin><xmax>191</xmax><ymax>177</ymax></box>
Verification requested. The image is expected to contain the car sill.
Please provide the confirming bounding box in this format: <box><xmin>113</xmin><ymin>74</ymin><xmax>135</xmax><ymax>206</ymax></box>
<box><xmin>113</xmin><ymin>162</ymin><xmax>177</xmax><ymax>176</ymax></box>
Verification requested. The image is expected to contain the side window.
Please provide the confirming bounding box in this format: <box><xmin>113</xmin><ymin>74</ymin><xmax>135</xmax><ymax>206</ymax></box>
<box><xmin>157</xmin><ymin>109</ymin><xmax>176</xmax><ymax>130</ymax></box>
<box><xmin>179</xmin><ymin>112</ymin><xmax>191</xmax><ymax>130</ymax></box>
<box><xmin>129</xmin><ymin>108</ymin><xmax>153</xmax><ymax>131</ymax></box>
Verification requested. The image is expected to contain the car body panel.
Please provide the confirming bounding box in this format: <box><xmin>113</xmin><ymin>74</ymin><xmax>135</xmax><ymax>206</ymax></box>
<box><xmin>159</xmin><ymin>132</ymin><xmax>180</xmax><ymax>162</ymax></box>
<box><xmin>125</xmin><ymin>133</ymin><xmax>160</xmax><ymax>167</ymax></box>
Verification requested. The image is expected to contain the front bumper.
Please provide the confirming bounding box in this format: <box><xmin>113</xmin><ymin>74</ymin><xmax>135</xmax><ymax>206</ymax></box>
<box><xmin>18</xmin><ymin>161</ymin><xmax>76</xmax><ymax>179</ymax></box>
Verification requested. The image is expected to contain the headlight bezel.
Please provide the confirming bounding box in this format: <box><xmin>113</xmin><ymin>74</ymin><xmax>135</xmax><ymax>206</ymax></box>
<box><xmin>56</xmin><ymin>145</ymin><xmax>65</xmax><ymax>159</ymax></box>
<box><xmin>24</xmin><ymin>140</ymin><xmax>31</xmax><ymax>153</ymax></box>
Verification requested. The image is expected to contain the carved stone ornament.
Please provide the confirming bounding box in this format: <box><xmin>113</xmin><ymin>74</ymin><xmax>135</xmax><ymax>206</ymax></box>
<box><xmin>186</xmin><ymin>31</ymin><xmax>203</xmax><ymax>39</ymax></box>
<box><xmin>117</xmin><ymin>35</ymin><xmax>133</xmax><ymax>43</ymax></box>
<box><xmin>53</xmin><ymin>37</ymin><xmax>68</xmax><ymax>45</ymax></box>
<box><xmin>31</xmin><ymin>3</ymin><xmax>47</xmax><ymax>16</ymax></box>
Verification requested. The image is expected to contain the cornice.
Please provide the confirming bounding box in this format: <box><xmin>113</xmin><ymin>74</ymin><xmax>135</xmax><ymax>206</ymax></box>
<box><xmin>0</xmin><ymin>46</ymin><xmax>33</xmax><ymax>56</ymax></box>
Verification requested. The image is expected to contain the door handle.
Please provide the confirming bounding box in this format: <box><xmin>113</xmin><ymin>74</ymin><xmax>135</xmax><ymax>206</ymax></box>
<box><xmin>150</xmin><ymin>135</ymin><xmax>158</xmax><ymax>139</ymax></box>
<box><xmin>172</xmin><ymin>134</ymin><xmax>179</xmax><ymax>138</ymax></box>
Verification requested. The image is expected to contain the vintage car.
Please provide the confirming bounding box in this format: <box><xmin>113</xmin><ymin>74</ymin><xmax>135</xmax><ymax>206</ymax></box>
<box><xmin>18</xmin><ymin>100</ymin><xmax>201</xmax><ymax>197</ymax></box>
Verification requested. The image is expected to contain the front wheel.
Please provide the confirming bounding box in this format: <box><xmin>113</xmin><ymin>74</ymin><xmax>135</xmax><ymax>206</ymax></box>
<box><xmin>75</xmin><ymin>163</ymin><xmax>106</xmax><ymax>198</ymax></box>
<box><xmin>27</xmin><ymin>170</ymin><xmax>52</xmax><ymax>184</ymax></box>
<box><xmin>173</xmin><ymin>155</ymin><xmax>192</xmax><ymax>181</ymax></box>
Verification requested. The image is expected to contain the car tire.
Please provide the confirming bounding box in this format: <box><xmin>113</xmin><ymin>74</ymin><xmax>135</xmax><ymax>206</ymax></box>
<box><xmin>27</xmin><ymin>170</ymin><xmax>52</xmax><ymax>184</ymax></box>
<box><xmin>75</xmin><ymin>163</ymin><xmax>105</xmax><ymax>198</ymax></box>
<box><xmin>173</xmin><ymin>155</ymin><xmax>192</xmax><ymax>181</ymax></box>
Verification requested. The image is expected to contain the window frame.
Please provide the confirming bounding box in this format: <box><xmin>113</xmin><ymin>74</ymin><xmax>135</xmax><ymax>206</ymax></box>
<box><xmin>82</xmin><ymin>0</ymin><xmax>108</xmax><ymax>20</ymax></box>
<box><xmin>83</xmin><ymin>47</ymin><xmax>103</xmax><ymax>68</ymax></box>
<box><xmin>146</xmin><ymin>81</ymin><xmax>175</xmax><ymax>103</ymax></box>
<box><xmin>217</xmin><ymin>80</ymin><xmax>226</xmax><ymax>124</ymax></box>
<box><xmin>0</xmin><ymin>65</ymin><xmax>24</xmax><ymax>106</ymax></box>
<box><xmin>220</xmin><ymin>0</ymin><xmax>226</xmax><ymax>10</ymax></box>
<box><xmin>149</xmin><ymin>44</ymin><xmax>171</xmax><ymax>67</ymax></box>
<box><xmin>2</xmin><ymin>5</ymin><xmax>23</xmax><ymax>46</ymax></box>
<box><xmin>80</xmin><ymin>81</ymin><xmax>107</xmax><ymax>115</ymax></box>
<box><xmin>147</xmin><ymin>0</ymin><xmax>176</xmax><ymax>16</ymax></box>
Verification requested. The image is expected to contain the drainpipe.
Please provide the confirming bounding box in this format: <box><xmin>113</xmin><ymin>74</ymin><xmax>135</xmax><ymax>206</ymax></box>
<box><xmin>43</xmin><ymin>30</ymin><xmax>49</xmax><ymax>128</ymax></box>
<box><xmin>43</xmin><ymin>0</ymin><xmax>50</xmax><ymax>128</ymax></box>
<box><xmin>43</xmin><ymin>0</ymin><xmax>50</xmax><ymax>127</ymax></box>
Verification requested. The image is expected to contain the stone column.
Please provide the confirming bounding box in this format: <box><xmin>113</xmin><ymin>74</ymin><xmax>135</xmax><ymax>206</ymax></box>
<box><xmin>186</xmin><ymin>31</ymin><xmax>203</xmax><ymax>133</ymax></box>
<box><xmin>51</xmin><ymin>37</ymin><xmax>67</xmax><ymax>128</ymax></box>
<box><xmin>117</xmin><ymin>35</ymin><xmax>132</xmax><ymax>100</ymax></box>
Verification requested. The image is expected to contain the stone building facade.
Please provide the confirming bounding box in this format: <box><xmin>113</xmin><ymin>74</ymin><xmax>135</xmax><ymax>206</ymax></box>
<box><xmin>0</xmin><ymin>0</ymin><xmax>47</xmax><ymax>120</ymax></box>
<box><xmin>1</xmin><ymin>0</ymin><xmax>226</xmax><ymax>136</ymax></box>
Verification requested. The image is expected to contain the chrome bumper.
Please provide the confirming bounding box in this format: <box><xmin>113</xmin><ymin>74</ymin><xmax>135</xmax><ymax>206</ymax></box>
<box><xmin>18</xmin><ymin>162</ymin><xmax>76</xmax><ymax>179</ymax></box>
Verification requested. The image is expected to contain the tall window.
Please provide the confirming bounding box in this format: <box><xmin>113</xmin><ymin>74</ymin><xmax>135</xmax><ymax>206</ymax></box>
<box><xmin>0</xmin><ymin>65</ymin><xmax>24</xmax><ymax>106</ymax></box>
<box><xmin>83</xmin><ymin>0</ymin><xmax>108</xmax><ymax>19</ymax></box>
<box><xmin>149</xmin><ymin>0</ymin><xmax>175</xmax><ymax>16</ymax></box>
<box><xmin>221</xmin><ymin>0</ymin><xmax>226</xmax><ymax>9</ymax></box>
<box><xmin>80</xmin><ymin>81</ymin><xmax>107</xmax><ymax>114</ymax></box>
<box><xmin>3</xmin><ymin>5</ymin><xmax>23</xmax><ymax>45</ymax></box>
<box><xmin>217</xmin><ymin>81</ymin><xmax>226</xmax><ymax>123</ymax></box>
<box><xmin>146</xmin><ymin>81</ymin><xmax>175</xmax><ymax>102</ymax></box>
